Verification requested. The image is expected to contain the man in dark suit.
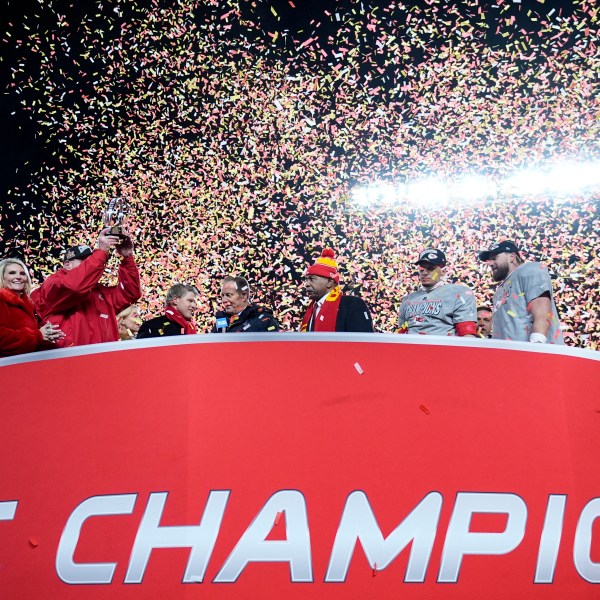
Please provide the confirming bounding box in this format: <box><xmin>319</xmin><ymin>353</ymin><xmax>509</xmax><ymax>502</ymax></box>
<box><xmin>137</xmin><ymin>283</ymin><xmax>198</xmax><ymax>338</ymax></box>
<box><xmin>212</xmin><ymin>276</ymin><xmax>279</xmax><ymax>333</ymax></box>
<box><xmin>300</xmin><ymin>248</ymin><xmax>374</xmax><ymax>333</ymax></box>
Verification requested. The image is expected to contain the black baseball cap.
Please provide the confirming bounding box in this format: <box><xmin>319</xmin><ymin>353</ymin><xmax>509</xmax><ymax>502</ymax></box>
<box><xmin>415</xmin><ymin>248</ymin><xmax>446</xmax><ymax>267</ymax></box>
<box><xmin>478</xmin><ymin>240</ymin><xmax>521</xmax><ymax>261</ymax></box>
<box><xmin>64</xmin><ymin>245</ymin><xmax>93</xmax><ymax>262</ymax></box>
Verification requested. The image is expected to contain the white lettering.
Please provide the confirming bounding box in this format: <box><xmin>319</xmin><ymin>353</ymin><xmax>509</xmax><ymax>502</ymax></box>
<box><xmin>125</xmin><ymin>490</ymin><xmax>230</xmax><ymax>583</ymax></box>
<box><xmin>325</xmin><ymin>491</ymin><xmax>442</xmax><ymax>582</ymax></box>
<box><xmin>43</xmin><ymin>489</ymin><xmax>600</xmax><ymax>588</ymax></box>
<box><xmin>438</xmin><ymin>492</ymin><xmax>527</xmax><ymax>582</ymax></box>
<box><xmin>56</xmin><ymin>494</ymin><xmax>137</xmax><ymax>584</ymax></box>
<box><xmin>534</xmin><ymin>494</ymin><xmax>567</xmax><ymax>583</ymax></box>
<box><xmin>574</xmin><ymin>497</ymin><xmax>600</xmax><ymax>583</ymax></box>
<box><xmin>214</xmin><ymin>490</ymin><xmax>312</xmax><ymax>583</ymax></box>
<box><xmin>0</xmin><ymin>501</ymin><xmax>18</xmax><ymax>521</ymax></box>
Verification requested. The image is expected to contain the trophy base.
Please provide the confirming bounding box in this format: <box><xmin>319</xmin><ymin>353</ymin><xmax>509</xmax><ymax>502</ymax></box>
<box><xmin>106</xmin><ymin>226</ymin><xmax>129</xmax><ymax>240</ymax></box>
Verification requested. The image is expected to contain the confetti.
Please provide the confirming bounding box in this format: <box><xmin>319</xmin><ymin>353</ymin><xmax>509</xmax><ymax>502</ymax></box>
<box><xmin>0</xmin><ymin>0</ymin><xmax>598</xmax><ymax>350</ymax></box>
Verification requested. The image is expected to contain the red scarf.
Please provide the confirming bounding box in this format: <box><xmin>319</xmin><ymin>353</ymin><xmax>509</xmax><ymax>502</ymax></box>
<box><xmin>300</xmin><ymin>287</ymin><xmax>342</xmax><ymax>332</ymax></box>
<box><xmin>165</xmin><ymin>307</ymin><xmax>197</xmax><ymax>335</ymax></box>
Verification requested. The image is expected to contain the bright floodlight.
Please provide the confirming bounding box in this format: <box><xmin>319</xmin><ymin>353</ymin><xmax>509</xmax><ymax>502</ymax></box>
<box><xmin>351</xmin><ymin>187</ymin><xmax>371</xmax><ymax>207</ymax></box>
<box><xmin>377</xmin><ymin>182</ymin><xmax>398</xmax><ymax>205</ymax></box>
<box><xmin>351</xmin><ymin>182</ymin><xmax>401</xmax><ymax>207</ymax></box>
<box><xmin>348</xmin><ymin>158</ymin><xmax>600</xmax><ymax>210</ymax></box>
<box><xmin>407</xmin><ymin>178</ymin><xmax>449</xmax><ymax>206</ymax></box>
<box><xmin>503</xmin><ymin>169</ymin><xmax>548</xmax><ymax>196</ymax></box>
<box><xmin>502</xmin><ymin>160</ymin><xmax>600</xmax><ymax>197</ymax></box>
<box><xmin>545</xmin><ymin>161</ymin><xmax>600</xmax><ymax>195</ymax></box>
<box><xmin>452</xmin><ymin>175</ymin><xmax>497</xmax><ymax>201</ymax></box>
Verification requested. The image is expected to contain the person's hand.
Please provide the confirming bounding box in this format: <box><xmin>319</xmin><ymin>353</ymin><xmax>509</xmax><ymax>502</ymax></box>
<box><xmin>97</xmin><ymin>228</ymin><xmax>121</xmax><ymax>253</ymax></box>
<box><xmin>115</xmin><ymin>234</ymin><xmax>134</xmax><ymax>257</ymax></box>
<box><xmin>40</xmin><ymin>322</ymin><xmax>65</xmax><ymax>344</ymax></box>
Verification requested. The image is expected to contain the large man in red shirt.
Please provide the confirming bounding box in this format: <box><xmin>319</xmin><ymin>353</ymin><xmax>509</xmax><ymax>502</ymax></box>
<box><xmin>32</xmin><ymin>228</ymin><xmax>142</xmax><ymax>348</ymax></box>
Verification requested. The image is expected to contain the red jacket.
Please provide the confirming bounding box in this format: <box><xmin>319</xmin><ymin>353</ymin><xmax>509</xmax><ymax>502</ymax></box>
<box><xmin>31</xmin><ymin>250</ymin><xmax>142</xmax><ymax>348</ymax></box>
<box><xmin>0</xmin><ymin>288</ymin><xmax>45</xmax><ymax>357</ymax></box>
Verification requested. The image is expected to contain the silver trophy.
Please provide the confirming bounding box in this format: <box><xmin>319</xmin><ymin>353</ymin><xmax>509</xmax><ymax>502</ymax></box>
<box><xmin>102</xmin><ymin>198</ymin><xmax>129</xmax><ymax>240</ymax></box>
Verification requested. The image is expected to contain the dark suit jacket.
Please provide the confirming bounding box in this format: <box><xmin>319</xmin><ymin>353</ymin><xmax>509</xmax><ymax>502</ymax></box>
<box><xmin>334</xmin><ymin>295</ymin><xmax>374</xmax><ymax>332</ymax></box>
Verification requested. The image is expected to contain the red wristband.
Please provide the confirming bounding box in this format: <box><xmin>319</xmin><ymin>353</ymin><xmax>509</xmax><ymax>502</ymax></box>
<box><xmin>455</xmin><ymin>321</ymin><xmax>477</xmax><ymax>336</ymax></box>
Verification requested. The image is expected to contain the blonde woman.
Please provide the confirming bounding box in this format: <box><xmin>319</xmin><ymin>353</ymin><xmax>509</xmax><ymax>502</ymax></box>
<box><xmin>117</xmin><ymin>304</ymin><xmax>141</xmax><ymax>340</ymax></box>
<box><xmin>0</xmin><ymin>258</ymin><xmax>63</xmax><ymax>357</ymax></box>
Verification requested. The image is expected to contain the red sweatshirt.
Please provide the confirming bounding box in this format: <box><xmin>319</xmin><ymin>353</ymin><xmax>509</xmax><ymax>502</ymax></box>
<box><xmin>31</xmin><ymin>250</ymin><xmax>142</xmax><ymax>348</ymax></box>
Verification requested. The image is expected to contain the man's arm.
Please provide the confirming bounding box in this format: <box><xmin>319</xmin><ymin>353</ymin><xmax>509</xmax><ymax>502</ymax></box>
<box><xmin>32</xmin><ymin>250</ymin><xmax>109</xmax><ymax>316</ymax></box>
<box><xmin>455</xmin><ymin>322</ymin><xmax>477</xmax><ymax>337</ymax></box>
<box><xmin>111</xmin><ymin>257</ymin><xmax>142</xmax><ymax>314</ymax></box>
<box><xmin>453</xmin><ymin>287</ymin><xmax>477</xmax><ymax>337</ymax></box>
<box><xmin>528</xmin><ymin>292</ymin><xmax>552</xmax><ymax>341</ymax></box>
<box><xmin>397</xmin><ymin>299</ymin><xmax>409</xmax><ymax>333</ymax></box>
<box><xmin>104</xmin><ymin>236</ymin><xmax>142</xmax><ymax>314</ymax></box>
<box><xmin>32</xmin><ymin>229</ymin><xmax>121</xmax><ymax>317</ymax></box>
<box><xmin>519</xmin><ymin>264</ymin><xmax>555</xmax><ymax>343</ymax></box>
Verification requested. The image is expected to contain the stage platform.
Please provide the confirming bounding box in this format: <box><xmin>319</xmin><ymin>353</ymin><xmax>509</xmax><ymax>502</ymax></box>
<box><xmin>1</xmin><ymin>334</ymin><xmax>599</xmax><ymax>598</ymax></box>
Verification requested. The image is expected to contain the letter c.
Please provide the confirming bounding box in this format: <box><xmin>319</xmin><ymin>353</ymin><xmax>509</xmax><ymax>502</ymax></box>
<box><xmin>574</xmin><ymin>498</ymin><xmax>600</xmax><ymax>583</ymax></box>
<box><xmin>56</xmin><ymin>494</ymin><xmax>137</xmax><ymax>584</ymax></box>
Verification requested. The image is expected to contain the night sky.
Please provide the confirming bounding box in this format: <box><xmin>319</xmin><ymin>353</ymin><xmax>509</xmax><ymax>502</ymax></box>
<box><xmin>1</xmin><ymin>0</ymin><xmax>598</xmax><ymax>345</ymax></box>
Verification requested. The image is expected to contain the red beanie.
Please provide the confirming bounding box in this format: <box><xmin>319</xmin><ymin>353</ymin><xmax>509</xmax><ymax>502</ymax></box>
<box><xmin>305</xmin><ymin>248</ymin><xmax>340</xmax><ymax>283</ymax></box>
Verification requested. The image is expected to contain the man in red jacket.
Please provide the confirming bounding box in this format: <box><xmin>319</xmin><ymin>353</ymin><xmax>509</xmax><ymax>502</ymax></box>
<box><xmin>32</xmin><ymin>228</ymin><xmax>142</xmax><ymax>348</ymax></box>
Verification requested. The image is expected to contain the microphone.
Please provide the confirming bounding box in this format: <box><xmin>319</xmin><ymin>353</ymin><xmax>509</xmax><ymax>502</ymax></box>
<box><xmin>215</xmin><ymin>310</ymin><xmax>228</xmax><ymax>333</ymax></box>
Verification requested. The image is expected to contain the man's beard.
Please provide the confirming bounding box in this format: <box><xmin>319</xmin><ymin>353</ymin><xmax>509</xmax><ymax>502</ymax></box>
<box><xmin>493</xmin><ymin>264</ymin><xmax>509</xmax><ymax>282</ymax></box>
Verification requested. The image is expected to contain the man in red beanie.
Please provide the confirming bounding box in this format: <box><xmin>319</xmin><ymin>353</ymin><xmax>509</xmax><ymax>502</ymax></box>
<box><xmin>300</xmin><ymin>248</ymin><xmax>374</xmax><ymax>332</ymax></box>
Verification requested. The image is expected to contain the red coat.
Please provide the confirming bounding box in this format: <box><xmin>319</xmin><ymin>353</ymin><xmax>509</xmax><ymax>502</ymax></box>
<box><xmin>31</xmin><ymin>250</ymin><xmax>142</xmax><ymax>348</ymax></box>
<box><xmin>0</xmin><ymin>288</ymin><xmax>44</xmax><ymax>357</ymax></box>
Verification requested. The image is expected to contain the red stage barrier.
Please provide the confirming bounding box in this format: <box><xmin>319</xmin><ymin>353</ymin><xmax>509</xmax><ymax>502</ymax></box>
<box><xmin>1</xmin><ymin>334</ymin><xmax>599</xmax><ymax>599</ymax></box>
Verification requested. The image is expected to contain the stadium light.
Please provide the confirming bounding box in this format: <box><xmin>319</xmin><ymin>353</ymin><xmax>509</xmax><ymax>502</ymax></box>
<box><xmin>545</xmin><ymin>161</ymin><xmax>600</xmax><ymax>195</ymax></box>
<box><xmin>452</xmin><ymin>175</ymin><xmax>497</xmax><ymax>201</ymax></box>
<box><xmin>351</xmin><ymin>186</ymin><xmax>371</xmax><ymax>207</ymax></box>
<box><xmin>378</xmin><ymin>182</ymin><xmax>399</xmax><ymax>205</ymax></box>
<box><xmin>348</xmin><ymin>158</ymin><xmax>600</xmax><ymax>210</ymax></box>
<box><xmin>503</xmin><ymin>169</ymin><xmax>547</xmax><ymax>196</ymax></box>
<box><xmin>350</xmin><ymin>181</ymin><xmax>402</xmax><ymax>207</ymax></box>
<box><xmin>407</xmin><ymin>178</ymin><xmax>450</xmax><ymax>206</ymax></box>
<box><xmin>502</xmin><ymin>160</ymin><xmax>600</xmax><ymax>197</ymax></box>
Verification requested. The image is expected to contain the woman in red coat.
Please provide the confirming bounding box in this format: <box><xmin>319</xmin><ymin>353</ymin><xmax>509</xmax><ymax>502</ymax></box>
<box><xmin>0</xmin><ymin>258</ymin><xmax>63</xmax><ymax>357</ymax></box>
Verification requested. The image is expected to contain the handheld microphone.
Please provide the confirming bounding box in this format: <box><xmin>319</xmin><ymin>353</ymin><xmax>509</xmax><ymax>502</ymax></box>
<box><xmin>215</xmin><ymin>311</ymin><xmax>228</xmax><ymax>333</ymax></box>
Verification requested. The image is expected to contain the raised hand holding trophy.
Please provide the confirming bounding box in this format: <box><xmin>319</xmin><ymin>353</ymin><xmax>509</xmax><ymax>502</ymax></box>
<box><xmin>102</xmin><ymin>198</ymin><xmax>129</xmax><ymax>240</ymax></box>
